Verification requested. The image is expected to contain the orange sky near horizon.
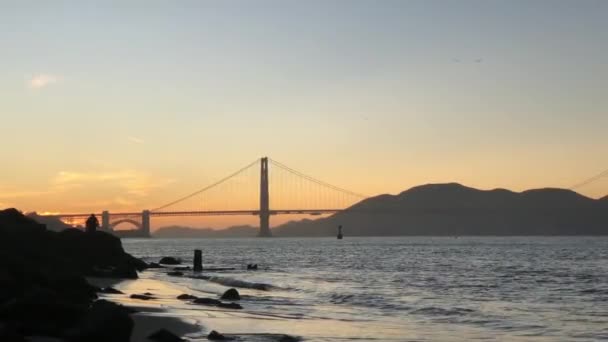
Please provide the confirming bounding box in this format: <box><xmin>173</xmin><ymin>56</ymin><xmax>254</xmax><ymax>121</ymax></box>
<box><xmin>1</xmin><ymin>1</ymin><xmax>607</xmax><ymax>229</ymax></box>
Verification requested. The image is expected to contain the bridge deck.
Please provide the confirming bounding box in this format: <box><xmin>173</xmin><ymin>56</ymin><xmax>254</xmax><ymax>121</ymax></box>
<box><xmin>47</xmin><ymin>209</ymin><xmax>343</xmax><ymax>219</ymax></box>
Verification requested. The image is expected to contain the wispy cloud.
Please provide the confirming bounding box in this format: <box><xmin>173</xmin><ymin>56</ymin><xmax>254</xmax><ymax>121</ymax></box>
<box><xmin>0</xmin><ymin>190</ymin><xmax>51</xmax><ymax>199</ymax></box>
<box><xmin>53</xmin><ymin>170</ymin><xmax>175</xmax><ymax>197</ymax></box>
<box><xmin>1</xmin><ymin>169</ymin><xmax>174</xmax><ymax>212</ymax></box>
<box><xmin>128</xmin><ymin>136</ymin><xmax>145</xmax><ymax>144</ymax></box>
<box><xmin>28</xmin><ymin>74</ymin><xmax>59</xmax><ymax>89</ymax></box>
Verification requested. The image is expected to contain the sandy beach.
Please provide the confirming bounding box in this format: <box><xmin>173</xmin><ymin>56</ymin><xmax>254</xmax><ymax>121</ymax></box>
<box><xmin>89</xmin><ymin>274</ymin><xmax>301</xmax><ymax>342</ymax></box>
<box><xmin>89</xmin><ymin>276</ymin><xmax>206</xmax><ymax>341</ymax></box>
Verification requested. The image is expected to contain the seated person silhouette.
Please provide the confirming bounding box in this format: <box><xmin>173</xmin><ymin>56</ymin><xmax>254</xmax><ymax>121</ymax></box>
<box><xmin>85</xmin><ymin>214</ymin><xmax>99</xmax><ymax>233</ymax></box>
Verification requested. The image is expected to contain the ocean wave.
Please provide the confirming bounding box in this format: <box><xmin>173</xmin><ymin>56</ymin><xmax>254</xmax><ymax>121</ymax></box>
<box><xmin>410</xmin><ymin>306</ymin><xmax>475</xmax><ymax>316</ymax></box>
<box><xmin>580</xmin><ymin>288</ymin><xmax>608</xmax><ymax>295</ymax></box>
<box><xmin>329</xmin><ymin>293</ymin><xmax>355</xmax><ymax>304</ymax></box>
<box><xmin>326</xmin><ymin>292</ymin><xmax>407</xmax><ymax>312</ymax></box>
<box><xmin>194</xmin><ymin>275</ymin><xmax>275</xmax><ymax>291</ymax></box>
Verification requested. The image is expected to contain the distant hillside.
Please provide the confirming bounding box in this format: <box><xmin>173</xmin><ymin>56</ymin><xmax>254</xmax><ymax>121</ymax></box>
<box><xmin>26</xmin><ymin>212</ymin><xmax>75</xmax><ymax>232</ymax></box>
<box><xmin>154</xmin><ymin>225</ymin><xmax>257</xmax><ymax>238</ymax></box>
<box><xmin>273</xmin><ymin>183</ymin><xmax>608</xmax><ymax>236</ymax></box>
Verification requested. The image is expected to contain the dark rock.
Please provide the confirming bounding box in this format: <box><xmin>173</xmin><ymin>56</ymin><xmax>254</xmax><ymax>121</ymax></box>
<box><xmin>177</xmin><ymin>294</ymin><xmax>198</xmax><ymax>300</ymax></box>
<box><xmin>68</xmin><ymin>299</ymin><xmax>133</xmax><ymax>342</ymax></box>
<box><xmin>53</xmin><ymin>228</ymin><xmax>143</xmax><ymax>278</ymax></box>
<box><xmin>26</xmin><ymin>337</ymin><xmax>65</xmax><ymax>342</ymax></box>
<box><xmin>40</xmin><ymin>273</ymin><xmax>98</xmax><ymax>306</ymax></box>
<box><xmin>193</xmin><ymin>298</ymin><xmax>221</xmax><ymax>306</ymax></box>
<box><xmin>159</xmin><ymin>257</ymin><xmax>181</xmax><ymax>265</ymax></box>
<box><xmin>148</xmin><ymin>262</ymin><xmax>163</xmax><ymax>268</ymax></box>
<box><xmin>247</xmin><ymin>264</ymin><xmax>258</xmax><ymax>270</ymax></box>
<box><xmin>207</xmin><ymin>330</ymin><xmax>226</xmax><ymax>340</ymax></box>
<box><xmin>130</xmin><ymin>294</ymin><xmax>155</xmax><ymax>300</ymax></box>
<box><xmin>217</xmin><ymin>302</ymin><xmax>242</xmax><ymax>310</ymax></box>
<box><xmin>220</xmin><ymin>288</ymin><xmax>240</xmax><ymax>301</ymax></box>
<box><xmin>0</xmin><ymin>208</ymin><xmax>143</xmax><ymax>341</ymax></box>
<box><xmin>0</xmin><ymin>208</ymin><xmax>46</xmax><ymax>234</ymax></box>
<box><xmin>0</xmin><ymin>287</ymin><xmax>86</xmax><ymax>337</ymax></box>
<box><xmin>0</xmin><ymin>269</ymin><xmax>18</xmax><ymax>298</ymax></box>
<box><xmin>0</xmin><ymin>322</ymin><xmax>26</xmax><ymax>342</ymax></box>
<box><xmin>148</xmin><ymin>328</ymin><xmax>184</xmax><ymax>342</ymax></box>
<box><xmin>143</xmin><ymin>292</ymin><xmax>154</xmax><ymax>296</ymax></box>
<box><xmin>172</xmin><ymin>266</ymin><xmax>191</xmax><ymax>271</ymax></box>
<box><xmin>98</xmin><ymin>287</ymin><xmax>123</xmax><ymax>294</ymax></box>
<box><xmin>167</xmin><ymin>271</ymin><xmax>183</xmax><ymax>277</ymax></box>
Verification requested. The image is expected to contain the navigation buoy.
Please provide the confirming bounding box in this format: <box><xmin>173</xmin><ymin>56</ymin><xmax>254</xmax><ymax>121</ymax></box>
<box><xmin>337</xmin><ymin>225</ymin><xmax>343</xmax><ymax>240</ymax></box>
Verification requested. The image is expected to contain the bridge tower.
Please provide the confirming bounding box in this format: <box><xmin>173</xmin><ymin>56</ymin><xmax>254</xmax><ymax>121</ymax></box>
<box><xmin>101</xmin><ymin>211</ymin><xmax>110</xmax><ymax>231</ymax></box>
<box><xmin>141</xmin><ymin>210</ymin><xmax>151</xmax><ymax>237</ymax></box>
<box><xmin>259</xmin><ymin>157</ymin><xmax>271</xmax><ymax>237</ymax></box>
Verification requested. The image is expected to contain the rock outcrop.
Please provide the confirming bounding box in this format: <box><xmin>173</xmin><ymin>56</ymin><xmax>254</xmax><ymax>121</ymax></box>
<box><xmin>159</xmin><ymin>257</ymin><xmax>181</xmax><ymax>265</ymax></box>
<box><xmin>0</xmin><ymin>208</ymin><xmax>148</xmax><ymax>342</ymax></box>
<box><xmin>220</xmin><ymin>288</ymin><xmax>240</xmax><ymax>301</ymax></box>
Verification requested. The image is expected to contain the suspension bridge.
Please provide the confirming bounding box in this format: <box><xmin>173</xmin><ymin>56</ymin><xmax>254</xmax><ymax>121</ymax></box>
<box><xmin>44</xmin><ymin>157</ymin><xmax>367</xmax><ymax>237</ymax></box>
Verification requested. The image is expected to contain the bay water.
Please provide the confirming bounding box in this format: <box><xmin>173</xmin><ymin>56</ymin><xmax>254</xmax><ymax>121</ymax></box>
<box><xmin>122</xmin><ymin>236</ymin><xmax>608</xmax><ymax>341</ymax></box>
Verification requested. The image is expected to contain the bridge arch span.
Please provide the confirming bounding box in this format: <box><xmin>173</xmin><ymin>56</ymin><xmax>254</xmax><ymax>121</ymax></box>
<box><xmin>110</xmin><ymin>219</ymin><xmax>142</xmax><ymax>230</ymax></box>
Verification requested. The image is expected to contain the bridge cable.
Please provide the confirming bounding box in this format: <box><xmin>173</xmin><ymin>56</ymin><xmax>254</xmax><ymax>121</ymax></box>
<box><xmin>269</xmin><ymin>158</ymin><xmax>368</xmax><ymax>199</ymax></box>
<box><xmin>570</xmin><ymin>167</ymin><xmax>608</xmax><ymax>190</ymax></box>
<box><xmin>151</xmin><ymin>159</ymin><xmax>260</xmax><ymax>212</ymax></box>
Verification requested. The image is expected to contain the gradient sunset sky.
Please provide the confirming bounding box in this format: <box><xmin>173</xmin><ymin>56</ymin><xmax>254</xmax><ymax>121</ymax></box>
<box><xmin>1</xmin><ymin>1</ymin><xmax>607</xmax><ymax>228</ymax></box>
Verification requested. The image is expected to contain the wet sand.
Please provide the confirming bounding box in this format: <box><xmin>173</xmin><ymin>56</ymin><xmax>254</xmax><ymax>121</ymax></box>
<box><xmin>88</xmin><ymin>277</ymin><xmax>206</xmax><ymax>342</ymax></box>
<box><xmin>88</xmin><ymin>275</ymin><xmax>299</xmax><ymax>341</ymax></box>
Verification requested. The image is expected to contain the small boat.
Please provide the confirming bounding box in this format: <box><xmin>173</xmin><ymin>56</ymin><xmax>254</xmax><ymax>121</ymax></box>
<box><xmin>337</xmin><ymin>225</ymin><xmax>343</xmax><ymax>240</ymax></box>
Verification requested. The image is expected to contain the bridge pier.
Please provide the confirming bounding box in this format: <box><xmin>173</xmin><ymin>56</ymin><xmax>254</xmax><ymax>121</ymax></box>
<box><xmin>101</xmin><ymin>211</ymin><xmax>110</xmax><ymax>231</ymax></box>
<box><xmin>141</xmin><ymin>210</ymin><xmax>151</xmax><ymax>237</ymax></box>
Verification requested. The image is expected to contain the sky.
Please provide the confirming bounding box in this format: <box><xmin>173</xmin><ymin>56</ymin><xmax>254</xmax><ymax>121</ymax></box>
<box><xmin>1</xmin><ymin>1</ymin><xmax>607</xmax><ymax>229</ymax></box>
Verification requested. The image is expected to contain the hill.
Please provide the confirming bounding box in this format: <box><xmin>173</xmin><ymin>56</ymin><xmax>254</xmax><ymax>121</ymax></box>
<box><xmin>273</xmin><ymin>183</ymin><xmax>608</xmax><ymax>236</ymax></box>
<box><xmin>154</xmin><ymin>225</ymin><xmax>258</xmax><ymax>238</ymax></box>
<box><xmin>26</xmin><ymin>212</ymin><xmax>75</xmax><ymax>231</ymax></box>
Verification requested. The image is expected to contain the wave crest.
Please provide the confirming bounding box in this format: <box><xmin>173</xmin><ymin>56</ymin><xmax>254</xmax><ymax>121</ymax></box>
<box><xmin>195</xmin><ymin>275</ymin><xmax>274</xmax><ymax>291</ymax></box>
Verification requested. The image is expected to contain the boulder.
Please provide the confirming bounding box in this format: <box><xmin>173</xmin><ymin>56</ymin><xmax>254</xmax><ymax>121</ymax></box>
<box><xmin>45</xmin><ymin>273</ymin><xmax>98</xmax><ymax>305</ymax></box>
<box><xmin>0</xmin><ymin>208</ymin><xmax>46</xmax><ymax>235</ymax></box>
<box><xmin>148</xmin><ymin>328</ymin><xmax>184</xmax><ymax>342</ymax></box>
<box><xmin>220</xmin><ymin>288</ymin><xmax>240</xmax><ymax>301</ymax></box>
<box><xmin>129</xmin><ymin>294</ymin><xmax>155</xmax><ymax>300</ymax></box>
<box><xmin>0</xmin><ymin>209</ymin><xmax>144</xmax><ymax>341</ymax></box>
<box><xmin>176</xmin><ymin>294</ymin><xmax>198</xmax><ymax>300</ymax></box>
<box><xmin>68</xmin><ymin>299</ymin><xmax>133</xmax><ymax>342</ymax></box>
<box><xmin>54</xmin><ymin>229</ymin><xmax>142</xmax><ymax>278</ymax></box>
<box><xmin>207</xmin><ymin>330</ymin><xmax>226</xmax><ymax>340</ymax></box>
<box><xmin>159</xmin><ymin>257</ymin><xmax>181</xmax><ymax>265</ymax></box>
<box><xmin>0</xmin><ymin>322</ymin><xmax>26</xmax><ymax>342</ymax></box>
<box><xmin>148</xmin><ymin>262</ymin><xmax>163</xmax><ymax>268</ymax></box>
<box><xmin>172</xmin><ymin>266</ymin><xmax>191</xmax><ymax>271</ymax></box>
<box><xmin>193</xmin><ymin>298</ymin><xmax>221</xmax><ymax>306</ymax></box>
<box><xmin>26</xmin><ymin>336</ymin><xmax>65</xmax><ymax>342</ymax></box>
<box><xmin>0</xmin><ymin>287</ymin><xmax>86</xmax><ymax>337</ymax></box>
<box><xmin>98</xmin><ymin>287</ymin><xmax>123</xmax><ymax>295</ymax></box>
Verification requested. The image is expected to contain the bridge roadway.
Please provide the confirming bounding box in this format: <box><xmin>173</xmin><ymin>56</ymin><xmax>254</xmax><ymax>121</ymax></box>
<box><xmin>51</xmin><ymin>209</ymin><xmax>343</xmax><ymax>220</ymax></box>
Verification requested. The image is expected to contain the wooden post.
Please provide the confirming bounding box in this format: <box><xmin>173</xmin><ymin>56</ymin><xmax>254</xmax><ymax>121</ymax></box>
<box><xmin>194</xmin><ymin>249</ymin><xmax>202</xmax><ymax>272</ymax></box>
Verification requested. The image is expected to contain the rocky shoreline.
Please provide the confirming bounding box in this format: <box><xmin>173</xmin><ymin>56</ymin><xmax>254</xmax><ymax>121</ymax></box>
<box><xmin>0</xmin><ymin>208</ymin><xmax>300</xmax><ymax>342</ymax></box>
<box><xmin>0</xmin><ymin>208</ymin><xmax>148</xmax><ymax>341</ymax></box>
